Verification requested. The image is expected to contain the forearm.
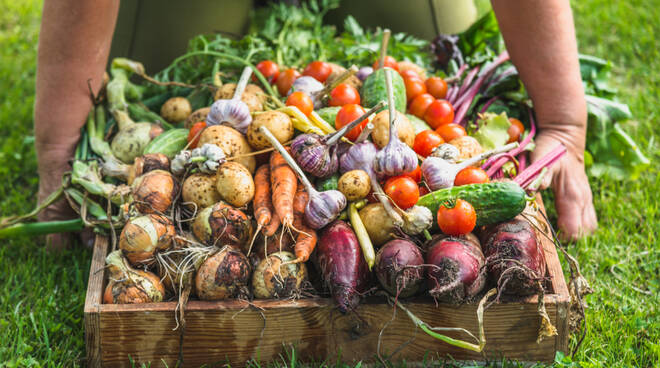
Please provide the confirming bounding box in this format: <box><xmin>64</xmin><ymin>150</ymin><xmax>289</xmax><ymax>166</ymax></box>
<box><xmin>34</xmin><ymin>0</ymin><xmax>119</xmax><ymax>160</ymax></box>
<box><xmin>491</xmin><ymin>0</ymin><xmax>586</xmax><ymax>155</ymax></box>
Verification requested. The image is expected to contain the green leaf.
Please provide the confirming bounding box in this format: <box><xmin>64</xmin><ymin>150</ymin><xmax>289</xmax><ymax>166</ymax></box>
<box><xmin>471</xmin><ymin>112</ymin><xmax>511</xmax><ymax>151</ymax></box>
<box><xmin>344</xmin><ymin>16</ymin><xmax>363</xmax><ymax>37</ymax></box>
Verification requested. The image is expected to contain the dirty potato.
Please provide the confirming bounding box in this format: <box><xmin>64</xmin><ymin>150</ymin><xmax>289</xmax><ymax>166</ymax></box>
<box><xmin>337</xmin><ymin>170</ymin><xmax>371</xmax><ymax>201</ymax></box>
<box><xmin>216</xmin><ymin>162</ymin><xmax>255</xmax><ymax>207</ymax></box>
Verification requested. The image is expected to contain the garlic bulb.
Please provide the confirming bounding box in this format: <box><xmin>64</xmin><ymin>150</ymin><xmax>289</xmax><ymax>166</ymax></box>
<box><xmin>430</xmin><ymin>143</ymin><xmax>460</xmax><ymax>163</ymax></box>
<box><xmin>401</xmin><ymin>205</ymin><xmax>433</xmax><ymax>236</ymax></box>
<box><xmin>171</xmin><ymin>144</ymin><xmax>226</xmax><ymax>176</ymax></box>
<box><xmin>206</xmin><ymin>67</ymin><xmax>253</xmax><ymax>133</ymax></box>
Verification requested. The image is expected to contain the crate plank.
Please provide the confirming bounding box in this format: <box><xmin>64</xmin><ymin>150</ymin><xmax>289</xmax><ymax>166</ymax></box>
<box><xmin>86</xmin><ymin>197</ymin><xmax>570</xmax><ymax>367</ymax></box>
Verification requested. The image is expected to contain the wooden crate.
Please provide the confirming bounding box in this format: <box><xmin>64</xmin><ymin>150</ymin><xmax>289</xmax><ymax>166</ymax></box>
<box><xmin>84</xmin><ymin>200</ymin><xmax>570</xmax><ymax>367</ymax></box>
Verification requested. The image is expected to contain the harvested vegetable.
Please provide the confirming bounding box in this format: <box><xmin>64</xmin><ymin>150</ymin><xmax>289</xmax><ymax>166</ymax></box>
<box><xmin>252</xmin><ymin>251</ymin><xmax>307</xmax><ymax>299</ymax></box>
<box><xmin>216</xmin><ymin>162</ymin><xmax>255</xmax><ymax>207</ymax></box>
<box><xmin>247</xmin><ymin>111</ymin><xmax>293</xmax><ymax>150</ymax></box>
<box><xmin>371</xmin><ymin>110</ymin><xmax>415</xmax><ymax>149</ymax></box>
<box><xmin>207</xmin><ymin>67</ymin><xmax>254</xmax><ymax>133</ymax></box>
<box><xmin>359</xmin><ymin>203</ymin><xmax>396</xmax><ymax>247</ymax></box>
<box><xmin>196</xmin><ymin>246</ymin><xmax>251</xmax><ymax>300</ymax></box>
<box><xmin>111</xmin><ymin>110</ymin><xmax>164</xmax><ymax>164</ymax></box>
<box><xmin>426</xmin><ymin>234</ymin><xmax>486</xmax><ymax>303</ymax></box>
<box><xmin>119</xmin><ymin>214</ymin><xmax>175</xmax><ymax>266</ymax></box>
<box><xmin>160</xmin><ymin>97</ymin><xmax>191</xmax><ymax>123</ymax></box>
<box><xmin>437</xmin><ymin>199</ymin><xmax>477</xmax><ymax>236</ymax></box>
<box><xmin>197</xmin><ymin>125</ymin><xmax>255</xmax><ymax>173</ymax></box>
<box><xmin>337</xmin><ymin>170</ymin><xmax>371</xmax><ymax>201</ymax></box>
<box><xmin>185</xmin><ymin>107</ymin><xmax>210</xmax><ymax>129</ymax></box>
<box><xmin>449</xmin><ymin>135</ymin><xmax>483</xmax><ymax>160</ymax></box>
<box><xmin>315</xmin><ymin>220</ymin><xmax>370</xmax><ymax>313</ymax></box>
<box><xmin>104</xmin><ymin>250</ymin><xmax>165</xmax><ymax>304</ymax></box>
<box><xmin>102</xmin><ymin>153</ymin><xmax>170</xmax><ymax>185</ymax></box>
<box><xmin>375</xmin><ymin>239</ymin><xmax>424</xmax><ymax>298</ymax></box>
<box><xmin>292</xmin><ymin>187</ymin><xmax>317</xmax><ymax>264</ymax></box>
<box><xmin>269</xmin><ymin>150</ymin><xmax>298</xmax><ymax>229</ymax></box>
<box><xmin>182</xmin><ymin>173</ymin><xmax>222</xmax><ymax>210</ymax></box>
<box><xmin>131</xmin><ymin>170</ymin><xmax>178</xmax><ymax>214</ymax></box>
<box><xmin>192</xmin><ymin>202</ymin><xmax>253</xmax><ymax>250</ymax></box>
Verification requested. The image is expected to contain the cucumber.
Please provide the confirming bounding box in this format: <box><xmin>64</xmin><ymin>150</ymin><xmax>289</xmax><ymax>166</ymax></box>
<box><xmin>417</xmin><ymin>182</ymin><xmax>527</xmax><ymax>227</ymax></box>
<box><xmin>360</xmin><ymin>68</ymin><xmax>406</xmax><ymax>113</ymax></box>
<box><xmin>316</xmin><ymin>106</ymin><xmax>341</xmax><ymax>129</ymax></box>
<box><xmin>143</xmin><ymin>128</ymin><xmax>189</xmax><ymax>159</ymax></box>
<box><xmin>406</xmin><ymin>114</ymin><xmax>432</xmax><ymax>134</ymax></box>
<box><xmin>316</xmin><ymin>173</ymin><xmax>339</xmax><ymax>191</ymax></box>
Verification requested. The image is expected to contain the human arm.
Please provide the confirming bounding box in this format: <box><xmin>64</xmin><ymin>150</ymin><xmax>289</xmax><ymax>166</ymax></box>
<box><xmin>34</xmin><ymin>0</ymin><xmax>120</xmax><ymax>248</ymax></box>
<box><xmin>491</xmin><ymin>0</ymin><xmax>597</xmax><ymax>240</ymax></box>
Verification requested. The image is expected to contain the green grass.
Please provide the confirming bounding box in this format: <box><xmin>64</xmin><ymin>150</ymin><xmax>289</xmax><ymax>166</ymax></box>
<box><xmin>0</xmin><ymin>0</ymin><xmax>658</xmax><ymax>366</ymax></box>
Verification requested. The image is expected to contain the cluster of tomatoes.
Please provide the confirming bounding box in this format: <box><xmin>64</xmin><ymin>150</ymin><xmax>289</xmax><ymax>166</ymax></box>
<box><xmin>254</xmin><ymin>58</ymin><xmax>526</xmax><ymax>237</ymax></box>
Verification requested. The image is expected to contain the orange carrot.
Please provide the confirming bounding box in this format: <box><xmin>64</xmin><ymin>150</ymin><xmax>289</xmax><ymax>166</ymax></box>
<box><xmin>264</xmin><ymin>211</ymin><xmax>281</xmax><ymax>237</ymax></box>
<box><xmin>253</xmin><ymin>165</ymin><xmax>272</xmax><ymax>227</ymax></box>
<box><xmin>270</xmin><ymin>150</ymin><xmax>297</xmax><ymax>228</ymax></box>
<box><xmin>292</xmin><ymin>186</ymin><xmax>317</xmax><ymax>263</ymax></box>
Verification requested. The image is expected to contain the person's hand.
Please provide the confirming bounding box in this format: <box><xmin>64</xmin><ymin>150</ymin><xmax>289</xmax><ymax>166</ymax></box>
<box><xmin>36</xmin><ymin>142</ymin><xmax>77</xmax><ymax>250</ymax></box>
<box><xmin>530</xmin><ymin>131</ymin><xmax>598</xmax><ymax>241</ymax></box>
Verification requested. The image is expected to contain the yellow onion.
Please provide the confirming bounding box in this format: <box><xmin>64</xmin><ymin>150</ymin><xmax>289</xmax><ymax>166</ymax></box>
<box><xmin>119</xmin><ymin>214</ymin><xmax>175</xmax><ymax>266</ymax></box>
<box><xmin>191</xmin><ymin>202</ymin><xmax>253</xmax><ymax>248</ymax></box>
<box><xmin>252</xmin><ymin>251</ymin><xmax>307</xmax><ymax>299</ymax></box>
<box><xmin>103</xmin><ymin>250</ymin><xmax>165</xmax><ymax>304</ymax></box>
<box><xmin>195</xmin><ymin>246</ymin><xmax>251</xmax><ymax>300</ymax></box>
<box><xmin>131</xmin><ymin>169</ymin><xmax>178</xmax><ymax>214</ymax></box>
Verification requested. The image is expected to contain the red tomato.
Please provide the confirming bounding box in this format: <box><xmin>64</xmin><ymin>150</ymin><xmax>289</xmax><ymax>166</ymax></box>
<box><xmin>400</xmin><ymin>69</ymin><xmax>421</xmax><ymax>80</ymax></box>
<box><xmin>187</xmin><ymin>121</ymin><xmax>207</xmax><ymax>149</ymax></box>
<box><xmin>425</xmin><ymin>77</ymin><xmax>448</xmax><ymax>99</ymax></box>
<box><xmin>435</xmin><ymin>123</ymin><xmax>466</xmax><ymax>143</ymax></box>
<box><xmin>454</xmin><ymin>167</ymin><xmax>490</xmax><ymax>186</ymax></box>
<box><xmin>276</xmin><ymin>68</ymin><xmax>301</xmax><ymax>96</ymax></box>
<box><xmin>286</xmin><ymin>91</ymin><xmax>314</xmax><ymax>116</ymax></box>
<box><xmin>437</xmin><ymin>199</ymin><xmax>476</xmax><ymax>235</ymax></box>
<box><xmin>255</xmin><ymin>60</ymin><xmax>279</xmax><ymax>84</ymax></box>
<box><xmin>404</xmin><ymin>77</ymin><xmax>427</xmax><ymax>102</ymax></box>
<box><xmin>507</xmin><ymin>118</ymin><xmax>525</xmax><ymax>143</ymax></box>
<box><xmin>335</xmin><ymin>104</ymin><xmax>368</xmax><ymax>141</ymax></box>
<box><xmin>424</xmin><ymin>99</ymin><xmax>455</xmax><ymax>129</ymax></box>
<box><xmin>418</xmin><ymin>185</ymin><xmax>430</xmax><ymax>196</ymax></box>
<box><xmin>302</xmin><ymin>61</ymin><xmax>332</xmax><ymax>83</ymax></box>
<box><xmin>328</xmin><ymin>83</ymin><xmax>360</xmax><ymax>106</ymax></box>
<box><xmin>403</xmin><ymin>165</ymin><xmax>422</xmax><ymax>183</ymax></box>
<box><xmin>408</xmin><ymin>93</ymin><xmax>435</xmax><ymax>119</ymax></box>
<box><xmin>413</xmin><ymin>130</ymin><xmax>444</xmax><ymax>157</ymax></box>
<box><xmin>372</xmin><ymin>56</ymin><xmax>399</xmax><ymax>71</ymax></box>
<box><xmin>384</xmin><ymin>176</ymin><xmax>420</xmax><ymax>210</ymax></box>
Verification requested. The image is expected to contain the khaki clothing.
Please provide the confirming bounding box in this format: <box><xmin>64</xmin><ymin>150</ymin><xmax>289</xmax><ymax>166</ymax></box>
<box><xmin>109</xmin><ymin>0</ymin><xmax>483</xmax><ymax>73</ymax></box>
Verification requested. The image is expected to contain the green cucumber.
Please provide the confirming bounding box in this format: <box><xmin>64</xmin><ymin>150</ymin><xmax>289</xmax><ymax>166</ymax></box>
<box><xmin>143</xmin><ymin>129</ymin><xmax>189</xmax><ymax>159</ymax></box>
<box><xmin>316</xmin><ymin>106</ymin><xmax>341</xmax><ymax>129</ymax></box>
<box><xmin>417</xmin><ymin>182</ymin><xmax>527</xmax><ymax>227</ymax></box>
<box><xmin>361</xmin><ymin>68</ymin><xmax>406</xmax><ymax>113</ymax></box>
<box><xmin>316</xmin><ymin>173</ymin><xmax>339</xmax><ymax>191</ymax></box>
<box><xmin>406</xmin><ymin>114</ymin><xmax>432</xmax><ymax>134</ymax></box>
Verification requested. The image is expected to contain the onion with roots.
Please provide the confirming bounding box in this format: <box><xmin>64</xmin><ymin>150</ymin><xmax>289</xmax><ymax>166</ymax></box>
<box><xmin>195</xmin><ymin>246</ymin><xmax>251</xmax><ymax>300</ymax></box>
<box><xmin>101</xmin><ymin>153</ymin><xmax>170</xmax><ymax>185</ymax></box>
<box><xmin>119</xmin><ymin>214</ymin><xmax>176</xmax><ymax>266</ymax></box>
<box><xmin>131</xmin><ymin>169</ymin><xmax>178</xmax><ymax>214</ymax></box>
<box><xmin>375</xmin><ymin>239</ymin><xmax>425</xmax><ymax>298</ymax></box>
<box><xmin>252</xmin><ymin>251</ymin><xmax>308</xmax><ymax>299</ymax></box>
<box><xmin>191</xmin><ymin>202</ymin><xmax>253</xmax><ymax>249</ymax></box>
<box><xmin>103</xmin><ymin>250</ymin><xmax>165</xmax><ymax>304</ymax></box>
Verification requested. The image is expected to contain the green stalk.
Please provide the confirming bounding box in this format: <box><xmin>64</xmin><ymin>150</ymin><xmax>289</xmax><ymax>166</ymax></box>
<box><xmin>349</xmin><ymin>200</ymin><xmax>375</xmax><ymax>270</ymax></box>
<box><xmin>70</xmin><ymin>161</ymin><xmax>128</xmax><ymax>206</ymax></box>
<box><xmin>0</xmin><ymin>219</ymin><xmax>83</xmax><ymax>239</ymax></box>
<box><xmin>128</xmin><ymin>103</ymin><xmax>173</xmax><ymax>130</ymax></box>
<box><xmin>88</xmin><ymin>106</ymin><xmax>114</xmax><ymax>159</ymax></box>
<box><xmin>0</xmin><ymin>186</ymin><xmax>64</xmax><ymax>229</ymax></box>
<box><xmin>65</xmin><ymin>188</ymin><xmax>109</xmax><ymax>221</ymax></box>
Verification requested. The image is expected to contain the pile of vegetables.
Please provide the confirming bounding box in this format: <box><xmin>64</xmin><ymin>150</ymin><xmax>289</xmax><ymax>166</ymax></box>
<box><xmin>2</xmin><ymin>0</ymin><xmax>622</xmax><ymax>354</ymax></box>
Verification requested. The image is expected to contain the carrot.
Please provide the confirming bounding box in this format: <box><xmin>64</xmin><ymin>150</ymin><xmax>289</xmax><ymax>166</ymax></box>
<box><xmin>270</xmin><ymin>150</ymin><xmax>297</xmax><ymax>228</ymax></box>
<box><xmin>292</xmin><ymin>186</ymin><xmax>317</xmax><ymax>263</ymax></box>
<box><xmin>264</xmin><ymin>211</ymin><xmax>281</xmax><ymax>237</ymax></box>
<box><xmin>253</xmin><ymin>165</ymin><xmax>272</xmax><ymax>228</ymax></box>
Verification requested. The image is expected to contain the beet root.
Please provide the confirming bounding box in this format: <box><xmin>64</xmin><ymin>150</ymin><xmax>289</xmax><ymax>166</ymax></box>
<box><xmin>375</xmin><ymin>239</ymin><xmax>425</xmax><ymax>298</ymax></box>
<box><xmin>315</xmin><ymin>220</ymin><xmax>370</xmax><ymax>313</ymax></box>
<box><xmin>479</xmin><ymin>217</ymin><xmax>546</xmax><ymax>296</ymax></box>
<box><xmin>426</xmin><ymin>233</ymin><xmax>486</xmax><ymax>303</ymax></box>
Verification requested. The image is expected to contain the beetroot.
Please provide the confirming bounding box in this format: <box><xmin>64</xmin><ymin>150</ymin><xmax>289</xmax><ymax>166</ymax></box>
<box><xmin>375</xmin><ymin>239</ymin><xmax>425</xmax><ymax>298</ymax></box>
<box><xmin>479</xmin><ymin>217</ymin><xmax>546</xmax><ymax>295</ymax></box>
<box><xmin>426</xmin><ymin>233</ymin><xmax>486</xmax><ymax>303</ymax></box>
<box><xmin>315</xmin><ymin>220</ymin><xmax>370</xmax><ymax>313</ymax></box>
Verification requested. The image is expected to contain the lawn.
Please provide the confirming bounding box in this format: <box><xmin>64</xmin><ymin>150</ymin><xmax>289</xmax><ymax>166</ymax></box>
<box><xmin>0</xmin><ymin>0</ymin><xmax>658</xmax><ymax>367</ymax></box>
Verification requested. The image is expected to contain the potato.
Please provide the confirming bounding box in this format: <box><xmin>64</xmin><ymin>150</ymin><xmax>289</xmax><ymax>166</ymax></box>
<box><xmin>214</xmin><ymin>83</ymin><xmax>265</xmax><ymax>112</ymax></box>
<box><xmin>359</xmin><ymin>203</ymin><xmax>396</xmax><ymax>246</ymax></box>
<box><xmin>198</xmin><ymin>125</ymin><xmax>256</xmax><ymax>173</ymax></box>
<box><xmin>182</xmin><ymin>173</ymin><xmax>222</xmax><ymax>210</ymax></box>
<box><xmin>326</xmin><ymin>63</ymin><xmax>362</xmax><ymax>90</ymax></box>
<box><xmin>397</xmin><ymin>61</ymin><xmax>427</xmax><ymax>79</ymax></box>
<box><xmin>246</xmin><ymin>111</ymin><xmax>293</xmax><ymax>150</ymax></box>
<box><xmin>449</xmin><ymin>136</ymin><xmax>483</xmax><ymax>161</ymax></box>
<box><xmin>216</xmin><ymin>162</ymin><xmax>255</xmax><ymax>207</ymax></box>
<box><xmin>371</xmin><ymin>110</ymin><xmax>415</xmax><ymax>148</ymax></box>
<box><xmin>337</xmin><ymin>170</ymin><xmax>371</xmax><ymax>201</ymax></box>
<box><xmin>185</xmin><ymin>107</ymin><xmax>210</xmax><ymax>129</ymax></box>
<box><xmin>160</xmin><ymin>97</ymin><xmax>192</xmax><ymax>123</ymax></box>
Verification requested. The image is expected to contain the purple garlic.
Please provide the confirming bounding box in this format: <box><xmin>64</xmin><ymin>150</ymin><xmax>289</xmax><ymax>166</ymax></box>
<box><xmin>357</xmin><ymin>66</ymin><xmax>374</xmax><ymax>81</ymax></box>
<box><xmin>207</xmin><ymin>67</ymin><xmax>253</xmax><ymax>133</ymax></box>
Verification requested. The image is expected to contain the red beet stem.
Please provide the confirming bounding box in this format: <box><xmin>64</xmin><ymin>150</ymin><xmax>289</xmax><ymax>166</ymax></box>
<box><xmin>514</xmin><ymin>144</ymin><xmax>567</xmax><ymax>188</ymax></box>
<box><xmin>486</xmin><ymin>108</ymin><xmax>537</xmax><ymax>177</ymax></box>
